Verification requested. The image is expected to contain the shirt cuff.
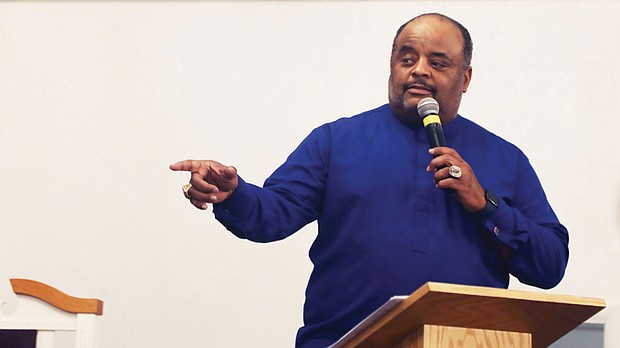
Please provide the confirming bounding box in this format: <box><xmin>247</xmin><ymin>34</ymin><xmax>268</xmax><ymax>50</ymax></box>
<box><xmin>212</xmin><ymin>176</ymin><xmax>253</xmax><ymax>226</ymax></box>
<box><xmin>480</xmin><ymin>201</ymin><xmax>522</xmax><ymax>250</ymax></box>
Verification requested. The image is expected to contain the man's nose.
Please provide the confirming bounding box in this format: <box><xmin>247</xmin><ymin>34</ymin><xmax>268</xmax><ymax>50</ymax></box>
<box><xmin>412</xmin><ymin>58</ymin><xmax>431</xmax><ymax>77</ymax></box>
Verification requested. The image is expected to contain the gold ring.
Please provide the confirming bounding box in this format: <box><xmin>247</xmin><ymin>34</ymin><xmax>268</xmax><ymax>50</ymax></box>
<box><xmin>182</xmin><ymin>183</ymin><xmax>192</xmax><ymax>199</ymax></box>
<box><xmin>448</xmin><ymin>165</ymin><xmax>462</xmax><ymax>179</ymax></box>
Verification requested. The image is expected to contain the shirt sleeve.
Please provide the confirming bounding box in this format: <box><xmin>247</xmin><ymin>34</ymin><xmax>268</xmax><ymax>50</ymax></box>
<box><xmin>481</xmin><ymin>152</ymin><xmax>569</xmax><ymax>289</ymax></box>
<box><xmin>212</xmin><ymin>125</ymin><xmax>330</xmax><ymax>242</ymax></box>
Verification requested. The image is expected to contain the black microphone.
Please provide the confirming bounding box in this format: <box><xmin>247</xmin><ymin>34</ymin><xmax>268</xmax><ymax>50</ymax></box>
<box><xmin>417</xmin><ymin>97</ymin><xmax>446</xmax><ymax>148</ymax></box>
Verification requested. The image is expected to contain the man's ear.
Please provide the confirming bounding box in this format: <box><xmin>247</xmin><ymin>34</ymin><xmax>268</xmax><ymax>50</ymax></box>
<box><xmin>462</xmin><ymin>66</ymin><xmax>473</xmax><ymax>93</ymax></box>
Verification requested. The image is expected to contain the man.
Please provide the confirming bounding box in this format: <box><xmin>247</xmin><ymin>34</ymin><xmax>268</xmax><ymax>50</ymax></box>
<box><xmin>171</xmin><ymin>13</ymin><xmax>568</xmax><ymax>348</ymax></box>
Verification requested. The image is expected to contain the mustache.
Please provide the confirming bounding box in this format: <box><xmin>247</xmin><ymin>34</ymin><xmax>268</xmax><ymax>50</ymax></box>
<box><xmin>406</xmin><ymin>80</ymin><xmax>436</xmax><ymax>94</ymax></box>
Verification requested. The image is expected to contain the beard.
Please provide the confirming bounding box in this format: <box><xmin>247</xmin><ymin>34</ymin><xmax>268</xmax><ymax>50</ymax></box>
<box><xmin>388</xmin><ymin>78</ymin><xmax>437</xmax><ymax>124</ymax></box>
<box><xmin>389</xmin><ymin>75</ymin><xmax>436</xmax><ymax>108</ymax></box>
<box><xmin>389</xmin><ymin>89</ymin><xmax>418</xmax><ymax>114</ymax></box>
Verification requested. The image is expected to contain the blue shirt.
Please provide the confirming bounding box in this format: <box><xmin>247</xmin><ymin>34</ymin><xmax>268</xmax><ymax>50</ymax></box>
<box><xmin>213</xmin><ymin>104</ymin><xmax>569</xmax><ymax>348</ymax></box>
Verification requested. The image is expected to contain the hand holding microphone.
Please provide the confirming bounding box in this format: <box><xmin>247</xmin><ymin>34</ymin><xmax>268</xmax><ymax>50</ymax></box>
<box><xmin>417</xmin><ymin>97</ymin><xmax>486</xmax><ymax>214</ymax></box>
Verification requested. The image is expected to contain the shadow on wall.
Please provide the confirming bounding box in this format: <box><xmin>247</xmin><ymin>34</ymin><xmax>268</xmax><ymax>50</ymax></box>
<box><xmin>550</xmin><ymin>323</ymin><xmax>603</xmax><ymax>348</ymax></box>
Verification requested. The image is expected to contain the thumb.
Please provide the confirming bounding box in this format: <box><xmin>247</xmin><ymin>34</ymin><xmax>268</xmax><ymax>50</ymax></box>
<box><xmin>221</xmin><ymin>166</ymin><xmax>238</xmax><ymax>181</ymax></box>
<box><xmin>212</xmin><ymin>166</ymin><xmax>238</xmax><ymax>192</ymax></box>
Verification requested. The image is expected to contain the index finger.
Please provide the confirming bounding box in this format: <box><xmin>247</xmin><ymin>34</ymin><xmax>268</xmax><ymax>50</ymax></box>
<box><xmin>169</xmin><ymin>160</ymin><xmax>204</xmax><ymax>172</ymax></box>
<box><xmin>428</xmin><ymin>147</ymin><xmax>460</xmax><ymax>158</ymax></box>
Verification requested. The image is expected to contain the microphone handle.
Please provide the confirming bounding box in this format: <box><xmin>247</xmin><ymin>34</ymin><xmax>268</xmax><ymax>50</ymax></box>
<box><xmin>424</xmin><ymin>122</ymin><xmax>447</xmax><ymax>148</ymax></box>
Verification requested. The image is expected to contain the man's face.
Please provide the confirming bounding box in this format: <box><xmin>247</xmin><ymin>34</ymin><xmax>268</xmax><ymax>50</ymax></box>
<box><xmin>388</xmin><ymin>16</ymin><xmax>472</xmax><ymax>125</ymax></box>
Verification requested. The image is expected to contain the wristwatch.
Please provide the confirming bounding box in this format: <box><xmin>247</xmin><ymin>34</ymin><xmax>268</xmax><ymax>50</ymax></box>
<box><xmin>477</xmin><ymin>189</ymin><xmax>499</xmax><ymax>220</ymax></box>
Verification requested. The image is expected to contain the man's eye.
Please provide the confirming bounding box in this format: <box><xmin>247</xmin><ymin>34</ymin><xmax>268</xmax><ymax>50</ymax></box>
<box><xmin>402</xmin><ymin>58</ymin><xmax>415</xmax><ymax>65</ymax></box>
<box><xmin>432</xmin><ymin>61</ymin><xmax>448</xmax><ymax>69</ymax></box>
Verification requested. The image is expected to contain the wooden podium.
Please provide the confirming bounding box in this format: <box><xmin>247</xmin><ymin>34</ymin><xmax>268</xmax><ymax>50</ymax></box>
<box><xmin>333</xmin><ymin>282</ymin><xmax>606</xmax><ymax>348</ymax></box>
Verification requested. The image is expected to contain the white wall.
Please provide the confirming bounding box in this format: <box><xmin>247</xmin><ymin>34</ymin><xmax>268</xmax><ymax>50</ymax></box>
<box><xmin>1</xmin><ymin>1</ymin><xmax>618</xmax><ymax>347</ymax></box>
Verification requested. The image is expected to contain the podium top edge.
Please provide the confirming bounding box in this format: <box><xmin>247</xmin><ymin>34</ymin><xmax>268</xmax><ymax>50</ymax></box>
<box><xmin>414</xmin><ymin>282</ymin><xmax>606</xmax><ymax>308</ymax></box>
<box><xmin>337</xmin><ymin>282</ymin><xmax>606</xmax><ymax>348</ymax></box>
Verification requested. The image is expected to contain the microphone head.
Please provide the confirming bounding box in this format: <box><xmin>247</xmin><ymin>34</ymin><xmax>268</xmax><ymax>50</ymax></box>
<box><xmin>417</xmin><ymin>97</ymin><xmax>440</xmax><ymax>118</ymax></box>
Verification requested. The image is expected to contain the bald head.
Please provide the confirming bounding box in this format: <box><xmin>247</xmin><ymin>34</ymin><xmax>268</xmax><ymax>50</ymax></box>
<box><xmin>388</xmin><ymin>13</ymin><xmax>473</xmax><ymax>125</ymax></box>
<box><xmin>392</xmin><ymin>13</ymin><xmax>473</xmax><ymax>70</ymax></box>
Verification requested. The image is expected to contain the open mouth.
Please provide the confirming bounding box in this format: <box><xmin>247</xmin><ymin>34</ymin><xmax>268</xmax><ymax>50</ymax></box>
<box><xmin>406</xmin><ymin>83</ymin><xmax>434</xmax><ymax>96</ymax></box>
